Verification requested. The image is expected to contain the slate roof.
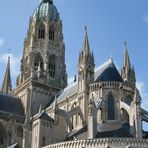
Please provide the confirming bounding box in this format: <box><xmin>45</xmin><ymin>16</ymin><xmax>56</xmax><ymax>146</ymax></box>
<box><xmin>0</xmin><ymin>94</ymin><xmax>25</xmax><ymax>122</ymax></box>
<box><xmin>38</xmin><ymin>111</ymin><xmax>54</xmax><ymax>122</ymax></box>
<box><xmin>56</xmin><ymin>59</ymin><xmax>122</xmax><ymax>103</ymax></box>
<box><xmin>66</xmin><ymin>125</ymin><xmax>87</xmax><ymax>140</ymax></box>
<box><xmin>95</xmin><ymin>59</ymin><xmax>123</xmax><ymax>82</ymax></box>
<box><xmin>7</xmin><ymin>143</ymin><xmax>20</xmax><ymax>148</ymax></box>
<box><xmin>96</xmin><ymin>123</ymin><xmax>132</xmax><ymax>138</ymax></box>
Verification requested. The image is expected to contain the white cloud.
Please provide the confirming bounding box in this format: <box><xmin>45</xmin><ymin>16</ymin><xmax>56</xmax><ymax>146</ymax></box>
<box><xmin>0</xmin><ymin>53</ymin><xmax>21</xmax><ymax>78</ymax></box>
<box><xmin>142</xmin><ymin>16</ymin><xmax>148</xmax><ymax>24</ymax></box>
<box><xmin>136</xmin><ymin>81</ymin><xmax>148</xmax><ymax>110</ymax></box>
<box><xmin>0</xmin><ymin>38</ymin><xmax>5</xmax><ymax>47</ymax></box>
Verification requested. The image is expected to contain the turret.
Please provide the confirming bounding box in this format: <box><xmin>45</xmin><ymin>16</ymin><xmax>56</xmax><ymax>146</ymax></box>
<box><xmin>121</xmin><ymin>42</ymin><xmax>136</xmax><ymax>86</ymax></box>
<box><xmin>77</xmin><ymin>26</ymin><xmax>95</xmax><ymax>124</ymax></box>
<box><xmin>1</xmin><ymin>56</ymin><xmax>12</xmax><ymax>94</ymax></box>
<box><xmin>78</xmin><ymin>26</ymin><xmax>95</xmax><ymax>93</ymax></box>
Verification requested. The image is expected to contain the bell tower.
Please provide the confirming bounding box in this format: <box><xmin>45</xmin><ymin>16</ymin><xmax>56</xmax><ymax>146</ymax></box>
<box><xmin>12</xmin><ymin>0</ymin><xmax>67</xmax><ymax>116</ymax></box>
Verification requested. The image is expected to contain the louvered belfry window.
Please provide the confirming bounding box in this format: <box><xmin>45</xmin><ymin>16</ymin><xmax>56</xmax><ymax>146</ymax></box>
<box><xmin>38</xmin><ymin>24</ymin><xmax>45</xmax><ymax>39</ymax></box>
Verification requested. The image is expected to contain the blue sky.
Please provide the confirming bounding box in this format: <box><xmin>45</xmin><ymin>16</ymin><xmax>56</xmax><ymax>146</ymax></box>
<box><xmin>0</xmin><ymin>0</ymin><xmax>148</xmax><ymax>129</ymax></box>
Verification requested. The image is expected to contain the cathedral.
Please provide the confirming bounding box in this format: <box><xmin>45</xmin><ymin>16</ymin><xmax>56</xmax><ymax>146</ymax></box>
<box><xmin>0</xmin><ymin>0</ymin><xmax>148</xmax><ymax>148</ymax></box>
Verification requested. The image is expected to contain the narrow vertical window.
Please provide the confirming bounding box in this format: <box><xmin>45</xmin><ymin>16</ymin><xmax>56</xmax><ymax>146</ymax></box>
<box><xmin>107</xmin><ymin>95</ymin><xmax>115</xmax><ymax>120</ymax></box>
<box><xmin>49</xmin><ymin>29</ymin><xmax>54</xmax><ymax>41</ymax></box>
<box><xmin>38</xmin><ymin>24</ymin><xmax>45</xmax><ymax>39</ymax></box>
<box><xmin>42</xmin><ymin>137</ymin><xmax>46</xmax><ymax>147</ymax></box>
<box><xmin>34</xmin><ymin>54</ymin><xmax>43</xmax><ymax>72</ymax></box>
<box><xmin>49</xmin><ymin>55</ymin><xmax>56</xmax><ymax>78</ymax></box>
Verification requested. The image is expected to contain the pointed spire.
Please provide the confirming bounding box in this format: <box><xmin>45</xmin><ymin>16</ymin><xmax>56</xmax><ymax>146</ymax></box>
<box><xmin>74</xmin><ymin>75</ymin><xmax>77</xmax><ymax>82</ymax></box>
<box><xmin>124</xmin><ymin>41</ymin><xmax>131</xmax><ymax>68</ymax></box>
<box><xmin>83</xmin><ymin>26</ymin><xmax>90</xmax><ymax>55</ymax></box>
<box><xmin>1</xmin><ymin>56</ymin><xmax>12</xmax><ymax>94</ymax></box>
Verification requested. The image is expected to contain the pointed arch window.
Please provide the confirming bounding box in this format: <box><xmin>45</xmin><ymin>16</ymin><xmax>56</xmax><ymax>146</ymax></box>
<box><xmin>49</xmin><ymin>30</ymin><xmax>54</xmax><ymax>41</ymax></box>
<box><xmin>34</xmin><ymin>54</ymin><xmax>43</xmax><ymax>72</ymax></box>
<box><xmin>70</xmin><ymin>102</ymin><xmax>80</xmax><ymax>130</ymax></box>
<box><xmin>38</xmin><ymin>24</ymin><xmax>45</xmax><ymax>39</ymax></box>
<box><xmin>49</xmin><ymin>25</ymin><xmax>55</xmax><ymax>41</ymax></box>
<box><xmin>42</xmin><ymin>136</ymin><xmax>46</xmax><ymax>147</ymax></box>
<box><xmin>107</xmin><ymin>95</ymin><xmax>115</xmax><ymax>120</ymax></box>
<box><xmin>121</xmin><ymin>108</ymin><xmax>129</xmax><ymax>124</ymax></box>
<box><xmin>49</xmin><ymin>55</ymin><xmax>56</xmax><ymax>78</ymax></box>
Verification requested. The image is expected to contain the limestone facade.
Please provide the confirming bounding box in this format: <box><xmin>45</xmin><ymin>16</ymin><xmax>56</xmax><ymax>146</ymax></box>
<box><xmin>0</xmin><ymin>0</ymin><xmax>148</xmax><ymax>148</ymax></box>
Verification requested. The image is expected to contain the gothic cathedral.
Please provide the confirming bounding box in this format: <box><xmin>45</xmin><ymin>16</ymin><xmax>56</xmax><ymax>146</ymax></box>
<box><xmin>0</xmin><ymin>0</ymin><xmax>148</xmax><ymax>148</ymax></box>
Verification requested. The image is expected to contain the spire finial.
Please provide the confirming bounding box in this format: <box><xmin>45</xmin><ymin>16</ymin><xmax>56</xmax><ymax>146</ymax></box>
<box><xmin>124</xmin><ymin>41</ymin><xmax>127</xmax><ymax>46</ymax></box>
<box><xmin>74</xmin><ymin>75</ymin><xmax>77</xmax><ymax>82</ymax></box>
<box><xmin>83</xmin><ymin>26</ymin><xmax>90</xmax><ymax>55</ymax></box>
<box><xmin>124</xmin><ymin>41</ymin><xmax>131</xmax><ymax>67</ymax></box>
<box><xmin>85</xmin><ymin>25</ymin><xmax>87</xmax><ymax>32</ymax></box>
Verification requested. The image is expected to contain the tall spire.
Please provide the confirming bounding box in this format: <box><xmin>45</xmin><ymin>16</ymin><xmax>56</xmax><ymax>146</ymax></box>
<box><xmin>83</xmin><ymin>26</ymin><xmax>90</xmax><ymax>55</ymax></box>
<box><xmin>1</xmin><ymin>56</ymin><xmax>12</xmax><ymax>94</ymax></box>
<box><xmin>124</xmin><ymin>41</ymin><xmax>131</xmax><ymax>68</ymax></box>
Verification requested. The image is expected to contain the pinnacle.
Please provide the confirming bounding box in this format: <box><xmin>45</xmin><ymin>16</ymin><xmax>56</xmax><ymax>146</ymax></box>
<box><xmin>124</xmin><ymin>41</ymin><xmax>131</xmax><ymax>68</ymax></box>
<box><xmin>83</xmin><ymin>26</ymin><xmax>90</xmax><ymax>55</ymax></box>
<box><xmin>1</xmin><ymin>56</ymin><xmax>12</xmax><ymax>94</ymax></box>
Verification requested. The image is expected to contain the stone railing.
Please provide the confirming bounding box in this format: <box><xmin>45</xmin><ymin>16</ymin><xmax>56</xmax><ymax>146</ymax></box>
<box><xmin>90</xmin><ymin>81</ymin><xmax>134</xmax><ymax>92</ymax></box>
<box><xmin>42</xmin><ymin>138</ymin><xmax>148</xmax><ymax>148</ymax></box>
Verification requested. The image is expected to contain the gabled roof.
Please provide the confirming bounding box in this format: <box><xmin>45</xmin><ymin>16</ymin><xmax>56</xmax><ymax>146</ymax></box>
<box><xmin>0</xmin><ymin>94</ymin><xmax>25</xmax><ymax>120</ymax></box>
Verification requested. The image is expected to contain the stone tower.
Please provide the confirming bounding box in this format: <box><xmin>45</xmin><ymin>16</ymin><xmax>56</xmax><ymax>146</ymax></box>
<box><xmin>12</xmin><ymin>0</ymin><xmax>67</xmax><ymax>116</ymax></box>
<box><xmin>78</xmin><ymin>27</ymin><xmax>95</xmax><ymax>123</ymax></box>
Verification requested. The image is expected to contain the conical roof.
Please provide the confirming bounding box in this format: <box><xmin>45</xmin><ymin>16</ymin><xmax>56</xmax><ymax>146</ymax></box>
<box><xmin>95</xmin><ymin>59</ymin><xmax>123</xmax><ymax>82</ymax></box>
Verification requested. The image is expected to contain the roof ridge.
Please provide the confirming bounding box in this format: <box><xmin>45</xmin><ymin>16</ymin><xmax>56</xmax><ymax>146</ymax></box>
<box><xmin>95</xmin><ymin>58</ymin><xmax>113</xmax><ymax>72</ymax></box>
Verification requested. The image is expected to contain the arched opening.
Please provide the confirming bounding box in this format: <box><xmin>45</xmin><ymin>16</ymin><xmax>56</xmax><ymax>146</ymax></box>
<box><xmin>107</xmin><ymin>95</ymin><xmax>115</xmax><ymax>120</ymax></box>
<box><xmin>42</xmin><ymin>136</ymin><xmax>46</xmax><ymax>147</ymax></box>
<box><xmin>34</xmin><ymin>54</ymin><xmax>44</xmax><ymax>72</ymax></box>
<box><xmin>97</xmin><ymin>109</ymin><xmax>103</xmax><ymax>123</ymax></box>
<box><xmin>121</xmin><ymin>108</ymin><xmax>129</xmax><ymax>124</ymax></box>
<box><xmin>49</xmin><ymin>25</ymin><xmax>55</xmax><ymax>41</ymax></box>
<box><xmin>48</xmin><ymin>55</ymin><xmax>56</xmax><ymax>78</ymax></box>
<box><xmin>38</xmin><ymin>24</ymin><xmax>45</xmax><ymax>39</ymax></box>
<box><xmin>0</xmin><ymin>124</ymin><xmax>7</xmax><ymax>148</ymax></box>
<box><xmin>69</xmin><ymin>102</ymin><xmax>80</xmax><ymax>130</ymax></box>
<box><xmin>16</xmin><ymin>127</ymin><xmax>23</xmax><ymax>138</ymax></box>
